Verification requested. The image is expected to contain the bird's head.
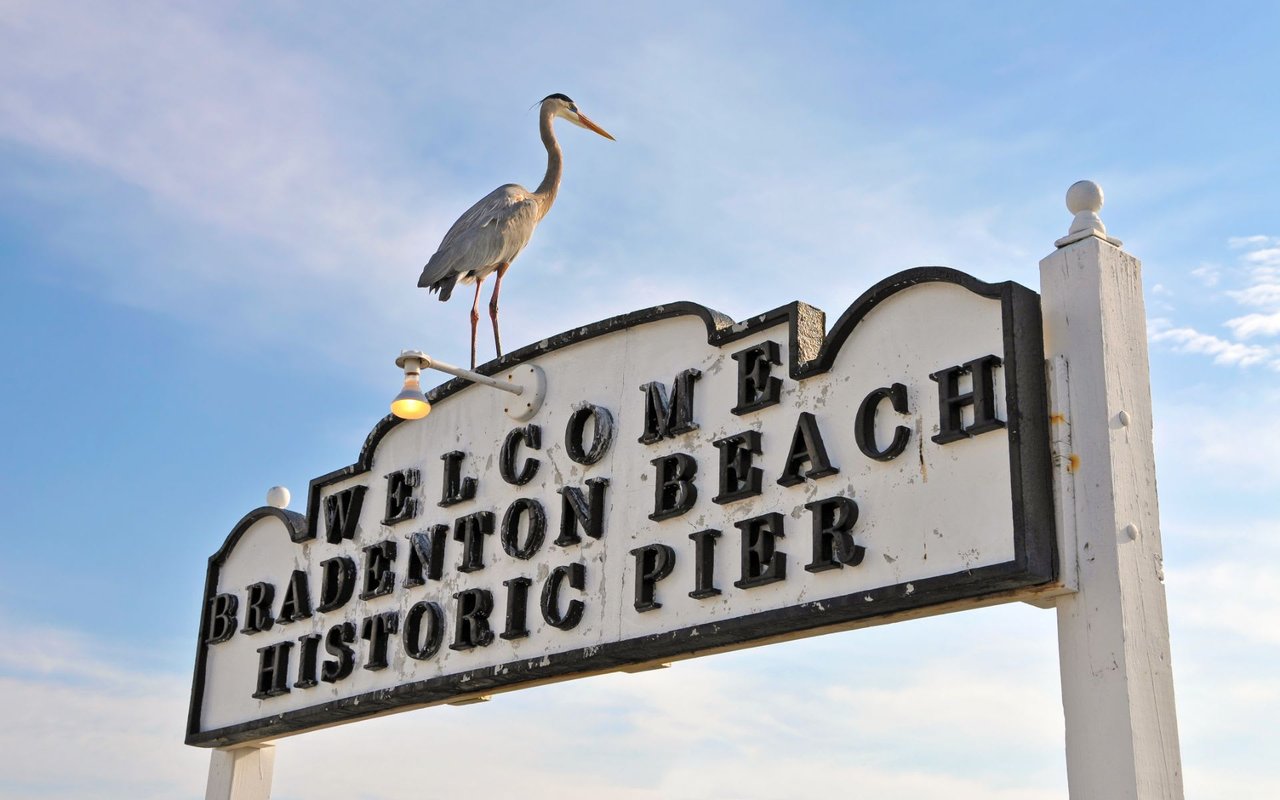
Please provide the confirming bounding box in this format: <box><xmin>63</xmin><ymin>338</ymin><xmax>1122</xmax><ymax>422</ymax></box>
<box><xmin>540</xmin><ymin>93</ymin><xmax>615</xmax><ymax>140</ymax></box>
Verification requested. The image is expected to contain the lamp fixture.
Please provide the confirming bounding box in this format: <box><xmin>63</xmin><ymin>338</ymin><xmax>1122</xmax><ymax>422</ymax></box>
<box><xmin>390</xmin><ymin>353</ymin><xmax>432</xmax><ymax>420</ymax></box>
<box><xmin>391</xmin><ymin>350</ymin><xmax>545</xmax><ymax>422</ymax></box>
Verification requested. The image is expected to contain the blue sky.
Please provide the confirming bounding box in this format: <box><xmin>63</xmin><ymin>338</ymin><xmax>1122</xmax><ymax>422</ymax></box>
<box><xmin>2</xmin><ymin>2</ymin><xmax>1277</xmax><ymax>797</ymax></box>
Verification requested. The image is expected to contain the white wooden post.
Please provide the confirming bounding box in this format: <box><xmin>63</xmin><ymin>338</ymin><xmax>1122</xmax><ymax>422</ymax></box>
<box><xmin>206</xmin><ymin>744</ymin><xmax>275</xmax><ymax>800</ymax></box>
<box><xmin>1040</xmin><ymin>182</ymin><xmax>1184</xmax><ymax>799</ymax></box>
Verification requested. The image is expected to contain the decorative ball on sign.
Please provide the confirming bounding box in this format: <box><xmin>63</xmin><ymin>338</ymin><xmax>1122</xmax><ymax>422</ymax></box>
<box><xmin>266</xmin><ymin>486</ymin><xmax>291</xmax><ymax>509</ymax></box>
<box><xmin>1066</xmin><ymin>180</ymin><xmax>1104</xmax><ymax>215</ymax></box>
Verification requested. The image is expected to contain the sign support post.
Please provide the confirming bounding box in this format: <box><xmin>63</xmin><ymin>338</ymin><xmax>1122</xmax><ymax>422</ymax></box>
<box><xmin>1040</xmin><ymin>182</ymin><xmax>1184</xmax><ymax>798</ymax></box>
<box><xmin>205</xmin><ymin>744</ymin><xmax>275</xmax><ymax>800</ymax></box>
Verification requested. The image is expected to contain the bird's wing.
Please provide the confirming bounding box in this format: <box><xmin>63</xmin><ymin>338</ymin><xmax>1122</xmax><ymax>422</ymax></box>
<box><xmin>418</xmin><ymin>185</ymin><xmax>538</xmax><ymax>290</ymax></box>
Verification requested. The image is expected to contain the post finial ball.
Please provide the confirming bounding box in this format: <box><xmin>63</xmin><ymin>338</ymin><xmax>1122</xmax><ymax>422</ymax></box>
<box><xmin>266</xmin><ymin>486</ymin><xmax>291</xmax><ymax>509</ymax></box>
<box><xmin>1056</xmin><ymin>179</ymin><xmax>1120</xmax><ymax>248</ymax></box>
<box><xmin>1066</xmin><ymin>180</ymin><xmax>1104</xmax><ymax>215</ymax></box>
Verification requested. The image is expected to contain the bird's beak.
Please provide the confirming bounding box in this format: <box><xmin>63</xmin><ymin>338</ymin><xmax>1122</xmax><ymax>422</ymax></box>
<box><xmin>576</xmin><ymin>112</ymin><xmax>615</xmax><ymax>141</ymax></box>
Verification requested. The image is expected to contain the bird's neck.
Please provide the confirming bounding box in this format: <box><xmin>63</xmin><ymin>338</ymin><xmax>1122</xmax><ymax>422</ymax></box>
<box><xmin>533</xmin><ymin>107</ymin><xmax>562</xmax><ymax>217</ymax></box>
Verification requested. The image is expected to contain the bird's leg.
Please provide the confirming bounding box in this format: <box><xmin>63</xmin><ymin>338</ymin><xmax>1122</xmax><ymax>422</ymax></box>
<box><xmin>470</xmin><ymin>278</ymin><xmax>484</xmax><ymax>370</ymax></box>
<box><xmin>490</xmin><ymin>262</ymin><xmax>509</xmax><ymax>360</ymax></box>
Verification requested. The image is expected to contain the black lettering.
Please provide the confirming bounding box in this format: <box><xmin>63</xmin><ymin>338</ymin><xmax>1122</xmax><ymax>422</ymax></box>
<box><xmin>734</xmin><ymin>512</ymin><xmax>786</xmax><ymax>589</ymax></box>
<box><xmin>404</xmin><ymin>525</ymin><xmax>448</xmax><ymax>587</ymax></box>
<box><xmin>294</xmin><ymin>633</ymin><xmax>321</xmax><ymax>689</ymax></box>
<box><xmin>277</xmin><ymin>570</ymin><xmax>313</xmax><ymax>624</ymax></box>
<box><xmin>541</xmin><ymin>563</ymin><xmax>586</xmax><ymax>630</ymax></box>
<box><xmin>557</xmin><ymin>477</ymin><xmax>609</xmax><ymax>545</ymax></box>
<box><xmin>403</xmin><ymin>601</ymin><xmax>444</xmax><ymax>660</ymax></box>
<box><xmin>360</xmin><ymin>611</ymin><xmax>400</xmax><ymax>671</ymax></box>
<box><xmin>930</xmin><ymin>354</ymin><xmax>1005</xmax><ymax>444</ymax></box>
<box><xmin>565</xmin><ymin>404</ymin><xmax>614</xmax><ymax>465</ymax></box>
<box><xmin>317</xmin><ymin>556</ymin><xmax>356</xmax><ymax>613</ymax></box>
<box><xmin>453</xmin><ymin>511</ymin><xmax>495</xmax><ymax>572</ymax></box>
<box><xmin>321</xmin><ymin>622</ymin><xmax>357</xmax><ymax>683</ymax></box>
<box><xmin>252</xmin><ymin>640</ymin><xmax>293</xmax><ymax>699</ymax></box>
<box><xmin>630</xmin><ymin>544</ymin><xmax>676</xmax><ymax>612</ymax></box>
<box><xmin>688</xmin><ymin>529</ymin><xmax>722</xmax><ymax>599</ymax></box>
<box><xmin>360</xmin><ymin>540</ymin><xmax>397</xmax><ymax>600</ymax></box>
<box><xmin>638</xmin><ymin>368</ymin><xmax>701</xmax><ymax>444</ymax></box>
<box><xmin>501</xmin><ymin>498</ymin><xmax>546</xmax><ymax>559</ymax></box>
<box><xmin>650</xmin><ymin>453</ymin><xmax>697</xmax><ymax>521</ymax></box>
<box><xmin>804</xmin><ymin>496</ymin><xmax>865</xmax><ymax>572</ymax></box>
<box><xmin>241</xmin><ymin>582</ymin><xmax>275</xmax><ymax>634</ymax></box>
<box><xmin>382</xmin><ymin>468</ymin><xmax>420</xmax><ymax>524</ymax></box>
<box><xmin>855</xmin><ymin>384</ymin><xmax>911</xmax><ymax>461</ymax></box>
<box><xmin>324</xmin><ymin>485</ymin><xmax>366</xmax><ymax>544</ymax></box>
<box><xmin>499</xmin><ymin>424</ymin><xmax>542</xmax><ymax>485</ymax></box>
<box><xmin>205</xmin><ymin>593</ymin><xmax>239</xmax><ymax>644</ymax></box>
<box><xmin>500</xmin><ymin>577</ymin><xmax>533</xmax><ymax>640</ymax></box>
<box><xmin>450</xmin><ymin>588</ymin><xmax>495</xmax><ymax>650</ymax></box>
<box><xmin>777</xmin><ymin>412</ymin><xmax>838</xmax><ymax>486</ymax></box>
<box><xmin>439</xmin><ymin>450</ymin><xmax>478</xmax><ymax>507</ymax></box>
<box><xmin>713</xmin><ymin>430</ymin><xmax>763</xmax><ymax>504</ymax></box>
<box><xmin>731</xmin><ymin>341</ymin><xmax>782</xmax><ymax>415</ymax></box>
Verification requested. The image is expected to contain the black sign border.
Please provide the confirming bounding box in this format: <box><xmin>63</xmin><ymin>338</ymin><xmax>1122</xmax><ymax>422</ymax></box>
<box><xmin>187</xmin><ymin>266</ymin><xmax>1055</xmax><ymax>747</ymax></box>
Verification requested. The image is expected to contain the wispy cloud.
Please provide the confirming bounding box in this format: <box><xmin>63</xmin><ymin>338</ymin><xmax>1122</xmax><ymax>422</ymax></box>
<box><xmin>1190</xmin><ymin>264</ymin><xmax>1220</xmax><ymax>286</ymax></box>
<box><xmin>0</xmin><ymin>615</ymin><xmax>205</xmax><ymax>800</ymax></box>
<box><xmin>0</xmin><ymin>1</ymin><xmax>447</xmax><ymax>378</ymax></box>
<box><xmin>1172</xmin><ymin>558</ymin><xmax>1280</xmax><ymax>646</ymax></box>
<box><xmin>1149</xmin><ymin>324</ymin><xmax>1276</xmax><ymax>368</ymax></box>
<box><xmin>0</xmin><ymin>1</ymin><xmax>1070</xmax><ymax>380</ymax></box>
<box><xmin>1225</xmin><ymin>311</ymin><xmax>1280</xmax><ymax>339</ymax></box>
<box><xmin>1159</xmin><ymin>514</ymin><xmax>1280</xmax><ymax>800</ymax></box>
<box><xmin>5</xmin><ymin>550</ymin><xmax>1278</xmax><ymax>800</ymax></box>
<box><xmin>1228</xmin><ymin>235</ymin><xmax>1272</xmax><ymax>249</ymax></box>
<box><xmin>0</xmin><ymin>3</ymin><xmax>415</xmax><ymax>263</ymax></box>
<box><xmin>1155</xmin><ymin>392</ymin><xmax>1280</xmax><ymax>492</ymax></box>
<box><xmin>1222</xmin><ymin>237</ymin><xmax>1280</xmax><ymax>339</ymax></box>
<box><xmin>0</xmin><ymin>601</ymin><xmax>1070</xmax><ymax>799</ymax></box>
<box><xmin>1149</xmin><ymin>236</ymin><xmax>1280</xmax><ymax>370</ymax></box>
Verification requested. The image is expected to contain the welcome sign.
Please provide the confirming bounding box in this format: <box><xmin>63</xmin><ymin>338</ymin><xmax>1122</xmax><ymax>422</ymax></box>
<box><xmin>186</xmin><ymin>267</ymin><xmax>1056</xmax><ymax>747</ymax></box>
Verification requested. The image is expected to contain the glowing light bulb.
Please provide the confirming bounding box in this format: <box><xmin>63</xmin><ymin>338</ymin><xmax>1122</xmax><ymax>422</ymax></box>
<box><xmin>391</xmin><ymin>373</ymin><xmax>431</xmax><ymax>420</ymax></box>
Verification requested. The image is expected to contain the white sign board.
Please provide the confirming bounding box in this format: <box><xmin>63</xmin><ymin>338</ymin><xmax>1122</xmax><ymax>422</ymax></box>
<box><xmin>187</xmin><ymin>267</ymin><xmax>1055</xmax><ymax>747</ymax></box>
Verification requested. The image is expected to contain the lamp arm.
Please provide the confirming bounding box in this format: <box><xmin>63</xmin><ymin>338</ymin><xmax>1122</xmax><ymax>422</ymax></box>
<box><xmin>395</xmin><ymin>351</ymin><xmax>524</xmax><ymax>396</ymax></box>
<box><xmin>423</xmin><ymin>357</ymin><xmax>525</xmax><ymax>396</ymax></box>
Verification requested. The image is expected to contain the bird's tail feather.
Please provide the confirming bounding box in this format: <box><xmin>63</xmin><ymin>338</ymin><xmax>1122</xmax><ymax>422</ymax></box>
<box><xmin>435</xmin><ymin>273</ymin><xmax>457</xmax><ymax>302</ymax></box>
<box><xmin>418</xmin><ymin>257</ymin><xmax>458</xmax><ymax>301</ymax></box>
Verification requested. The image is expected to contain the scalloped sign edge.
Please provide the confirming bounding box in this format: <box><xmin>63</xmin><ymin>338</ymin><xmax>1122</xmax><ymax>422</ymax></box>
<box><xmin>186</xmin><ymin>266</ymin><xmax>1056</xmax><ymax>747</ymax></box>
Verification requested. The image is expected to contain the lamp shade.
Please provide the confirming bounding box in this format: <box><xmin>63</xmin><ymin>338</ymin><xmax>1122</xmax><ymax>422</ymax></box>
<box><xmin>390</xmin><ymin>375</ymin><xmax>431</xmax><ymax>420</ymax></box>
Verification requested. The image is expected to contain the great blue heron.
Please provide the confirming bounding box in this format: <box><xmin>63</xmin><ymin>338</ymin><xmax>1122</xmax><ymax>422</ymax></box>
<box><xmin>418</xmin><ymin>93</ymin><xmax>615</xmax><ymax>368</ymax></box>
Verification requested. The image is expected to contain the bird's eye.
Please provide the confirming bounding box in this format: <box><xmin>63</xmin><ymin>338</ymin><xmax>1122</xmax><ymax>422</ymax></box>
<box><xmin>569</xmin><ymin>104</ymin><xmax>578</xmax><ymax>113</ymax></box>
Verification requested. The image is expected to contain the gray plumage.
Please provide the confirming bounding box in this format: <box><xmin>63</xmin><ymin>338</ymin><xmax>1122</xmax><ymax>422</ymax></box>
<box><xmin>417</xmin><ymin>94</ymin><xmax>614</xmax><ymax>367</ymax></box>
<box><xmin>418</xmin><ymin>184</ymin><xmax>541</xmax><ymax>301</ymax></box>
